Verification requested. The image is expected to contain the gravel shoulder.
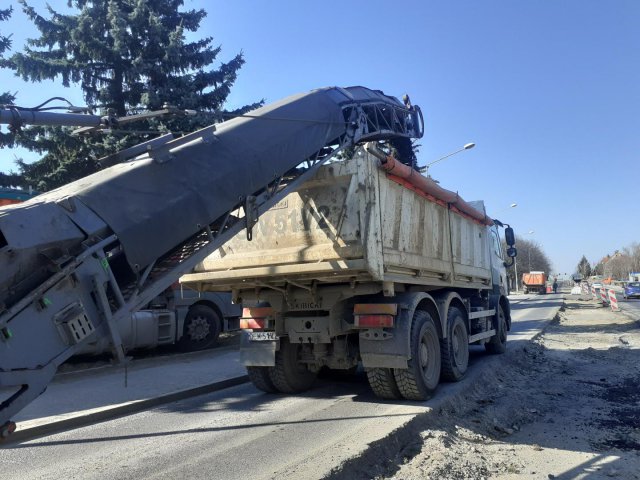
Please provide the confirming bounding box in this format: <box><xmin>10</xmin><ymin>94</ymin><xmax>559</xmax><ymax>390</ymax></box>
<box><xmin>327</xmin><ymin>296</ymin><xmax>640</xmax><ymax>480</ymax></box>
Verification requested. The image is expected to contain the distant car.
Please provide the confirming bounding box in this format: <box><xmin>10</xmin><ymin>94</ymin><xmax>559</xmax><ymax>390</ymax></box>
<box><xmin>623</xmin><ymin>282</ymin><xmax>640</xmax><ymax>299</ymax></box>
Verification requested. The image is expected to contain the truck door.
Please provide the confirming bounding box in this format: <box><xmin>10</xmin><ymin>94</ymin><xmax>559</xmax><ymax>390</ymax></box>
<box><xmin>489</xmin><ymin>227</ymin><xmax>507</xmax><ymax>294</ymax></box>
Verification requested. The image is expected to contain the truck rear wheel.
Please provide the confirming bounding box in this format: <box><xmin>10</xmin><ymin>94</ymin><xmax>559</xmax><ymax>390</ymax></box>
<box><xmin>178</xmin><ymin>304</ymin><xmax>221</xmax><ymax>352</ymax></box>
<box><xmin>440</xmin><ymin>307</ymin><xmax>469</xmax><ymax>382</ymax></box>
<box><xmin>366</xmin><ymin>368</ymin><xmax>402</xmax><ymax>399</ymax></box>
<box><xmin>485</xmin><ymin>305</ymin><xmax>507</xmax><ymax>354</ymax></box>
<box><xmin>394</xmin><ymin>310</ymin><xmax>441</xmax><ymax>401</ymax></box>
<box><xmin>269</xmin><ymin>338</ymin><xmax>317</xmax><ymax>393</ymax></box>
<box><xmin>247</xmin><ymin>367</ymin><xmax>278</xmax><ymax>393</ymax></box>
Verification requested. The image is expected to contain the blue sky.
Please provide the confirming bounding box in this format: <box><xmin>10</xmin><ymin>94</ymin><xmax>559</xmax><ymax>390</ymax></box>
<box><xmin>1</xmin><ymin>0</ymin><xmax>639</xmax><ymax>275</ymax></box>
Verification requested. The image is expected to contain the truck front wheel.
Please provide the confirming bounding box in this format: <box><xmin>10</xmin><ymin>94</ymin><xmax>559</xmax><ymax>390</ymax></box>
<box><xmin>394</xmin><ymin>310</ymin><xmax>441</xmax><ymax>401</ymax></box>
<box><xmin>178</xmin><ymin>305</ymin><xmax>221</xmax><ymax>352</ymax></box>
<box><xmin>440</xmin><ymin>307</ymin><xmax>469</xmax><ymax>382</ymax></box>
<box><xmin>269</xmin><ymin>338</ymin><xmax>317</xmax><ymax>393</ymax></box>
<box><xmin>485</xmin><ymin>305</ymin><xmax>507</xmax><ymax>354</ymax></box>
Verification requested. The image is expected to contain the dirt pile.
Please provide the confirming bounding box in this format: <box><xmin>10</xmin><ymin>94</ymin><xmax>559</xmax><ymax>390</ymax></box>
<box><xmin>328</xmin><ymin>298</ymin><xmax>640</xmax><ymax>479</ymax></box>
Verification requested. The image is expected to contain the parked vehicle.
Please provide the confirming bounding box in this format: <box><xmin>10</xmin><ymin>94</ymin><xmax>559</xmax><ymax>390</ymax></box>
<box><xmin>75</xmin><ymin>285</ymin><xmax>241</xmax><ymax>355</ymax></box>
<box><xmin>623</xmin><ymin>282</ymin><xmax>640</xmax><ymax>299</ymax></box>
<box><xmin>181</xmin><ymin>145</ymin><xmax>517</xmax><ymax>401</ymax></box>
<box><xmin>522</xmin><ymin>271</ymin><xmax>547</xmax><ymax>294</ymax></box>
<box><xmin>0</xmin><ymin>187</ymin><xmax>38</xmax><ymax>207</ymax></box>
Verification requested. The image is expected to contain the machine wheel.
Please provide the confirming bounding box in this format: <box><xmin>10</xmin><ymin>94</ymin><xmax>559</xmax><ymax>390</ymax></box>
<box><xmin>268</xmin><ymin>338</ymin><xmax>317</xmax><ymax>393</ymax></box>
<box><xmin>394</xmin><ymin>310</ymin><xmax>441</xmax><ymax>401</ymax></box>
<box><xmin>178</xmin><ymin>304</ymin><xmax>221</xmax><ymax>352</ymax></box>
<box><xmin>485</xmin><ymin>305</ymin><xmax>508</xmax><ymax>354</ymax></box>
<box><xmin>247</xmin><ymin>366</ymin><xmax>278</xmax><ymax>393</ymax></box>
<box><xmin>440</xmin><ymin>307</ymin><xmax>469</xmax><ymax>382</ymax></box>
<box><xmin>366</xmin><ymin>368</ymin><xmax>402</xmax><ymax>399</ymax></box>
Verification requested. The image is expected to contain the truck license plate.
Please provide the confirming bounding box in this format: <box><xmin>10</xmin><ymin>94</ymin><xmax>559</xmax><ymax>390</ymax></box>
<box><xmin>248</xmin><ymin>331</ymin><xmax>277</xmax><ymax>341</ymax></box>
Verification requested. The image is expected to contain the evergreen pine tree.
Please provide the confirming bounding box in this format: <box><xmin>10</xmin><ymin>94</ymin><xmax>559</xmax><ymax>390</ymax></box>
<box><xmin>0</xmin><ymin>5</ymin><xmax>15</xmax><ymax>108</ymax></box>
<box><xmin>576</xmin><ymin>255</ymin><xmax>592</xmax><ymax>279</ymax></box>
<box><xmin>4</xmin><ymin>0</ymin><xmax>260</xmax><ymax>191</ymax></box>
<box><xmin>0</xmin><ymin>5</ymin><xmax>21</xmax><ymax>187</ymax></box>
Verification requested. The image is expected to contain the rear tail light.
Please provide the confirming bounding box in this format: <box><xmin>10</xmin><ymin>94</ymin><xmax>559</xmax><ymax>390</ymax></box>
<box><xmin>355</xmin><ymin>314</ymin><xmax>394</xmax><ymax>328</ymax></box>
<box><xmin>240</xmin><ymin>307</ymin><xmax>274</xmax><ymax>330</ymax></box>
<box><xmin>353</xmin><ymin>304</ymin><xmax>397</xmax><ymax>328</ymax></box>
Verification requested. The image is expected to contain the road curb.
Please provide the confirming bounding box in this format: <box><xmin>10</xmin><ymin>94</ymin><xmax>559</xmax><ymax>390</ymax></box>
<box><xmin>3</xmin><ymin>375</ymin><xmax>249</xmax><ymax>446</ymax></box>
<box><xmin>55</xmin><ymin>336</ymin><xmax>241</xmax><ymax>380</ymax></box>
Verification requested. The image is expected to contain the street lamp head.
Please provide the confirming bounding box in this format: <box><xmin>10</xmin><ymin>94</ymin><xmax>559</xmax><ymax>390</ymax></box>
<box><xmin>422</xmin><ymin>142</ymin><xmax>476</xmax><ymax>172</ymax></box>
<box><xmin>510</xmin><ymin>203</ymin><xmax>517</xmax><ymax>208</ymax></box>
<box><xmin>528</xmin><ymin>230</ymin><xmax>535</xmax><ymax>234</ymax></box>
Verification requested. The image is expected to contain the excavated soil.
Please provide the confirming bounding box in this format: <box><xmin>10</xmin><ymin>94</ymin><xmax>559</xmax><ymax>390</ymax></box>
<box><xmin>326</xmin><ymin>297</ymin><xmax>640</xmax><ymax>479</ymax></box>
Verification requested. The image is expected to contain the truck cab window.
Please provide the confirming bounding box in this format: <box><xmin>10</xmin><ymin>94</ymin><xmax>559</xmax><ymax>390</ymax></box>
<box><xmin>491</xmin><ymin>230</ymin><xmax>502</xmax><ymax>259</ymax></box>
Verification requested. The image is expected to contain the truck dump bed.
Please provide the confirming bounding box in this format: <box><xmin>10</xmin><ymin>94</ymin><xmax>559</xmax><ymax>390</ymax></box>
<box><xmin>522</xmin><ymin>272</ymin><xmax>546</xmax><ymax>286</ymax></box>
<box><xmin>182</xmin><ymin>151</ymin><xmax>492</xmax><ymax>292</ymax></box>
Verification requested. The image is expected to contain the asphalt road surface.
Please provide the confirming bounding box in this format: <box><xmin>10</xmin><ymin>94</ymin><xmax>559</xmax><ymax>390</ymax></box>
<box><xmin>619</xmin><ymin>295</ymin><xmax>640</xmax><ymax>318</ymax></box>
<box><xmin>0</xmin><ymin>295</ymin><xmax>563</xmax><ymax>480</ymax></box>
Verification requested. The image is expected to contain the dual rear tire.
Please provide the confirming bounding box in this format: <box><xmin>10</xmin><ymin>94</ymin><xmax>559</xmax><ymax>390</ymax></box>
<box><xmin>366</xmin><ymin>306</ymin><xmax>490</xmax><ymax>401</ymax></box>
<box><xmin>366</xmin><ymin>310</ymin><xmax>446</xmax><ymax>402</ymax></box>
<box><xmin>247</xmin><ymin>338</ymin><xmax>317</xmax><ymax>394</ymax></box>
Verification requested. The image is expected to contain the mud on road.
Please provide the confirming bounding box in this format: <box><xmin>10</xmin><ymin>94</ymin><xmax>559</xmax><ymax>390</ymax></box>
<box><xmin>327</xmin><ymin>297</ymin><xmax>640</xmax><ymax>480</ymax></box>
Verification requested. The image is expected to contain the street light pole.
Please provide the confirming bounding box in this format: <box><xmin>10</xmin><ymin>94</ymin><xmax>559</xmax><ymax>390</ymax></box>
<box><xmin>526</xmin><ymin>230</ymin><xmax>535</xmax><ymax>271</ymax></box>
<box><xmin>419</xmin><ymin>142</ymin><xmax>475</xmax><ymax>174</ymax></box>
<box><xmin>515</xmin><ymin>229</ymin><xmax>534</xmax><ymax>293</ymax></box>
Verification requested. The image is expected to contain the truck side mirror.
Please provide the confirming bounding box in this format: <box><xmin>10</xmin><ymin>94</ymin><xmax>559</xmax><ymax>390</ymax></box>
<box><xmin>505</xmin><ymin>226</ymin><xmax>515</xmax><ymax>246</ymax></box>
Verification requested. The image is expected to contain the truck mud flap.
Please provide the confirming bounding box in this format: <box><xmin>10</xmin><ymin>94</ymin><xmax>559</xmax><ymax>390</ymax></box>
<box><xmin>359</xmin><ymin>309</ymin><xmax>412</xmax><ymax>369</ymax></box>
<box><xmin>239</xmin><ymin>330</ymin><xmax>277</xmax><ymax>367</ymax></box>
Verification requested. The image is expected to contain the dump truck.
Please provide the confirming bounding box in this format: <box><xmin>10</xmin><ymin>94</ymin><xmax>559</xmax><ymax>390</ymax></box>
<box><xmin>181</xmin><ymin>143</ymin><xmax>517</xmax><ymax>401</ymax></box>
<box><xmin>522</xmin><ymin>271</ymin><xmax>547</xmax><ymax>294</ymax></box>
<box><xmin>0</xmin><ymin>86</ymin><xmax>425</xmax><ymax>437</ymax></box>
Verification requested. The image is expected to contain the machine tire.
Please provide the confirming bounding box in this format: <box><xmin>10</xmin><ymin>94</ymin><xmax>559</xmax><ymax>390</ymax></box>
<box><xmin>440</xmin><ymin>307</ymin><xmax>469</xmax><ymax>382</ymax></box>
<box><xmin>268</xmin><ymin>338</ymin><xmax>317</xmax><ymax>393</ymax></box>
<box><xmin>366</xmin><ymin>368</ymin><xmax>402</xmax><ymax>400</ymax></box>
<box><xmin>178</xmin><ymin>304</ymin><xmax>221</xmax><ymax>352</ymax></box>
<box><xmin>485</xmin><ymin>305</ymin><xmax>508</xmax><ymax>354</ymax></box>
<box><xmin>247</xmin><ymin>366</ymin><xmax>278</xmax><ymax>393</ymax></box>
<box><xmin>394</xmin><ymin>310</ymin><xmax>441</xmax><ymax>401</ymax></box>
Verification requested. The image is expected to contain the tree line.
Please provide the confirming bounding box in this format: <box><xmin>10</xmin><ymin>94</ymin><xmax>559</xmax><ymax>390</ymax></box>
<box><xmin>1</xmin><ymin>0</ymin><xmax>260</xmax><ymax>192</ymax></box>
